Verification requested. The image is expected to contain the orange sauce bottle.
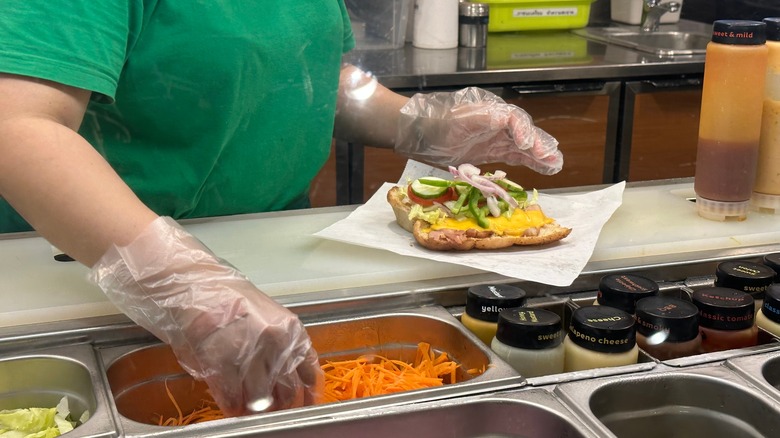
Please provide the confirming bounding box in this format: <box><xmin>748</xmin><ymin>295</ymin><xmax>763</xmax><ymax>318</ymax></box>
<box><xmin>752</xmin><ymin>17</ymin><xmax>780</xmax><ymax>214</ymax></box>
<box><xmin>694</xmin><ymin>20</ymin><xmax>768</xmax><ymax>221</ymax></box>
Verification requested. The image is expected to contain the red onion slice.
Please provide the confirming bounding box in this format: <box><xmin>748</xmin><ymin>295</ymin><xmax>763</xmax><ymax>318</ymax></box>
<box><xmin>449</xmin><ymin>164</ymin><xmax>519</xmax><ymax>215</ymax></box>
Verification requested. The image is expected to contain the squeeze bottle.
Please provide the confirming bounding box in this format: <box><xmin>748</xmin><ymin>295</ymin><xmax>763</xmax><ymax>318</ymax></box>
<box><xmin>694</xmin><ymin>20</ymin><xmax>768</xmax><ymax>221</ymax></box>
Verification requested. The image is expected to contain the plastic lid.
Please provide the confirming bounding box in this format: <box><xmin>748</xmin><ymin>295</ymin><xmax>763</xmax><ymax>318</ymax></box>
<box><xmin>715</xmin><ymin>260</ymin><xmax>776</xmax><ymax>300</ymax></box>
<box><xmin>751</xmin><ymin>192</ymin><xmax>780</xmax><ymax>214</ymax></box>
<box><xmin>692</xmin><ymin>287</ymin><xmax>755</xmax><ymax>330</ymax></box>
<box><xmin>635</xmin><ymin>296</ymin><xmax>700</xmax><ymax>343</ymax></box>
<box><xmin>568</xmin><ymin>306</ymin><xmax>636</xmax><ymax>353</ymax></box>
<box><xmin>765</xmin><ymin>17</ymin><xmax>780</xmax><ymax>41</ymax></box>
<box><xmin>695</xmin><ymin>196</ymin><xmax>750</xmax><ymax>221</ymax></box>
<box><xmin>597</xmin><ymin>274</ymin><xmax>660</xmax><ymax>314</ymax></box>
<box><xmin>761</xmin><ymin>284</ymin><xmax>780</xmax><ymax>324</ymax></box>
<box><xmin>495</xmin><ymin>307</ymin><xmax>563</xmax><ymax>350</ymax></box>
<box><xmin>712</xmin><ymin>20</ymin><xmax>766</xmax><ymax>45</ymax></box>
<box><xmin>764</xmin><ymin>253</ymin><xmax>780</xmax><ymax>282</ymax></box>
<box><xmin>465</xmin><ymin>284</ymin><xmax>527</xmax><ymax>322</ymax></box>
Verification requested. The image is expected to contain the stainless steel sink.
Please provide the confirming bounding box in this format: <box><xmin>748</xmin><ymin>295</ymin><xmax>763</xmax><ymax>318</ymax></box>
<box><xmin>573</xmin><ymin>27</ymin><xmax>709</xmax><ymax>57</ymax></box>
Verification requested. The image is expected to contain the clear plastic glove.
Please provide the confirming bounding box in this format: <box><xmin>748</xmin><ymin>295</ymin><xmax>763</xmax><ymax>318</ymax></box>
<box><xmin>89</xmin><ymin>217</ymin><xmax>323</xmax><ymax>416</ymax></box>
<box><xmin>395</xmin><ymin>87</ymin><xmax>563</xmax><ymax>175</ymax></box>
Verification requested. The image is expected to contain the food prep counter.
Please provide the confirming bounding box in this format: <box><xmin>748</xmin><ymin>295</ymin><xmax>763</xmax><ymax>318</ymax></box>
<box><xmin>343</xmin><ymin>20</ymin><xmax>710</xmax><ymax>91</ymax></box>
<box><xmin>2</xmin><ymin>178</ymin><xmax>779</xmax><ymax>330</ymax></box>
<box><xmin>1</xmin><ymin>177</ymin><xmax>780</xmax><ymax>437</ymax></box>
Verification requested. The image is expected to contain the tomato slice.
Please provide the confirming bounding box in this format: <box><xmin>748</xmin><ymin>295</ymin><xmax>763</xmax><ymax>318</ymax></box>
<box><xmin>407</xmin><ymin>184</ymin><xmax>457</xmax><ymax>207</ymax></box>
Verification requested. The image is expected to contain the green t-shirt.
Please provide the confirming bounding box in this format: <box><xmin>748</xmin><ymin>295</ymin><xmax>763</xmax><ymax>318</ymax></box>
<box><xmin>0</xmin><ymin>0</ymin><xmax>354</xmax><ymax>232</ymax></box>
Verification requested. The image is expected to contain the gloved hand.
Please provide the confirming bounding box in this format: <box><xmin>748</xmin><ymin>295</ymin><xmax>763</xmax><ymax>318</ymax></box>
<box><xmin>89</xmin><ymin>217</ymin><xmax>323</xmax><ymax>416</ymax></box>
<box><xmin>395</xmin><ymin>87</ymin><xmax>563</xmax><ymax>175</ymax></box>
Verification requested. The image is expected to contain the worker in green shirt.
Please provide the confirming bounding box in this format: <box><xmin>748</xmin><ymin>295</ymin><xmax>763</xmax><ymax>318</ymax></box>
<box><xmin>0</xmin><ymin>1</ymin><xmax>562</xmax><ymax>416</ymax></box>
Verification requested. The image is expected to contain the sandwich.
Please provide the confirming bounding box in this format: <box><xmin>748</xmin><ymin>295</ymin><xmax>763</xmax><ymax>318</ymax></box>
<box><xmin>387</xmin><ymin>164</ymin><xmax>572</xmax><ymax>251</ymax></box>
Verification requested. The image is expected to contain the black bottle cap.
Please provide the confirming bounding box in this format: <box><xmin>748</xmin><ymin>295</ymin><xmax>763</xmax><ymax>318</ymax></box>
<box><xmin>761</xmin><ymin>284</ymin><xmax>780</xmax><ymax>324</ymax></box>
<box><xmin>715</xmin><ymin>260</ymin><xmax>776</xmax><ymax>300</ymax></box>
<box><xmin>568</xmin><ymin>305</ymin><xmax>636</xmax><ymax>353</ymax></box>
<box><xmin>693</xmin><ymin>287</ymin><xmax>755</xmax><ymax>330</ymax></box>
<box><xmin>763</xmin><ymin>253</ymin><xmax>780</xmax><ymax>282</ymax></box>
<box><xmin>465</xmin><ymin>284</ymin><xmax>527</xmax><ymax>322</ymax></box>
<box><xmin>712</xmin><ymin>20</ymin><xmax>766</xmax><ymax>45</ymax></box>
<box><xmin>765</xmin><ymin>18</ymin><xmax>780</xmax><ymax>42</ymax></box>
<box><xmin>597</xmin><ymin>274</ymin><xmax>659</xmax><ymax>314</ymax></box>
<box><xmin>495</xmin><ymin>307</ymin><xmax>563</xmax><ymax>350</ymax></box>
<box><xmin>634</xmin><ymin>296</ymin><xmax>700</xmax><ymax>343</ymax></box>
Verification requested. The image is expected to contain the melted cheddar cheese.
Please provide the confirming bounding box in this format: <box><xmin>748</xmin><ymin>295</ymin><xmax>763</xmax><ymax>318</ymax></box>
<box><xmin>427</xmin><ymin>209</ymin><xmax>553</xmax><ymax>236</ymax></box>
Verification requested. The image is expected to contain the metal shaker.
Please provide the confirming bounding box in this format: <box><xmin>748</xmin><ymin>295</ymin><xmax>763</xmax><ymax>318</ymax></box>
<box><xmin>458</xmin><ymin>2</ymin><xmax>489</xmax><ymax>48</ymax></box>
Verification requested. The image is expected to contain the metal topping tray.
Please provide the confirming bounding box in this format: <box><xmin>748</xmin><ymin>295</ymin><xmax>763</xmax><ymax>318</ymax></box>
<box><xmin>0</xmin><ymin>344</ymin><xmax>116</xmax><ymax>438</ymax></box>
<box><xmin>727</xmin><ymin>351</ymin><xmax>780</xmax><ymax>405</ymax></box>
<box><xmin>555</xmin><ymin>362</ymin><xmax>780</xmax><ymax>438</ymax></box>
<box><xmin>2</xmin><ymin>254</ymin><xmax>780</xmax><ymax>437</ymax></box>
<box><xmin>229</xmin><ymin>387</ymin><xmax>600</xmax><ymax>438</ymax></box>
<box><xmin>97</xmin><ymin>305</ymin><xmax>522</xmax><ymax>436</ymax></box>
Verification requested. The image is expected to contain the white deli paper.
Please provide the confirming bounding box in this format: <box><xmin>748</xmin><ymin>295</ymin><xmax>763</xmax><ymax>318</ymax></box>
<box><xmin>314</xmin><ymin>161</ymin><xmax>625</xmax><ymax>287</ymax></box>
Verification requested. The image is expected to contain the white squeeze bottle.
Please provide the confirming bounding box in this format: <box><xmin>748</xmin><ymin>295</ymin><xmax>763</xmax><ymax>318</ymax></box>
<box><xmin>564</xmin><ymin>305</ymin><xmax>638</xmax><ymax>372</ymax></box>
<box><xmin>491</xmin><ymin>307</ymin><xmax>565</xmax><ymax>378</ymax></box>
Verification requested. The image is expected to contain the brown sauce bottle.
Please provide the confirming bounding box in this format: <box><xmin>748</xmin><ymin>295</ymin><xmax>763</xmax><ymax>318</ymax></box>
<box><xmin>693</xmin><ymin>287</ymin><xmax>757</xmax><ymax>353</ymax></box>
<box><xmin>694</xmin><ymin>20</ymin><xmax>768</xmax><ymax>221</ymax></box>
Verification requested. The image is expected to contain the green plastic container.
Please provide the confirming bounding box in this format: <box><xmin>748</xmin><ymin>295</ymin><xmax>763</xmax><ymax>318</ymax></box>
<box><xmin>475</xmin><ymin>0</ymin><xmax>595</xmax><ymax>32</ymax></box>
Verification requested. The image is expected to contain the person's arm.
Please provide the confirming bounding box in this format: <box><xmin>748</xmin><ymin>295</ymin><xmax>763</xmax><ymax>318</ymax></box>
<box><xmin>0</xmin><ymin>73</ymin><xmax>322</xmax><ymax>415</ymax></box>
<box><xmin>332</xmin><ymin>64</ymin><xmax>408</xmax><ymax>148</ymax></box>
<box><xmin>333</xmin><ymin>64</ymin><xmax>564</xmax><ymax>175</ymax></box>
<box><xmin>0</xmin><ymin>73</ymin><xmax>157</xmax><ymax>265</ymax></box>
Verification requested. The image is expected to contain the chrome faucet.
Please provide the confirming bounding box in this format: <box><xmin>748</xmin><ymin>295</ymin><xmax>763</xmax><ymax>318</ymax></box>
<box><xmin>641</xmin><ymin>0</ymin><xmax>681</xmax><ymax>32</ymax></box>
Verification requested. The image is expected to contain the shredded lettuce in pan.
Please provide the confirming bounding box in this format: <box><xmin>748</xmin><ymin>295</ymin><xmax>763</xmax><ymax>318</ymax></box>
<box><xmin>0</xmin><ymin>397</ymin><xmax>89</xmax><ymax>438</ymax></box>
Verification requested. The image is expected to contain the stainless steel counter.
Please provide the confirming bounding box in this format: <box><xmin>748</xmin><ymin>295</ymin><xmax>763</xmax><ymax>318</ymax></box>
<box><xmin>2</xmin><ymin>177</ymin><xmax>780</xmax><ymax>437</ymax></box>
<box><xmin>344</xmin><ymin>20</ymin><xmax>711</xmax><ymax>90</ymax></box>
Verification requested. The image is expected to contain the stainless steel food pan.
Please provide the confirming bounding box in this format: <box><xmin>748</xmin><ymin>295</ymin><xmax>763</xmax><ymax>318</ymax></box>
<box><xmin>98</xmin><ymin>305</ymin><xmax>522</xmax><ymax>436</ymax></box>
<box><xmin>0</xmin><ymin>343</ymin><xmax>116</xmax><ymax>437</ymax></box>
<box><xmin>555</xmin><ymin>363</ymin><xmax>780</xmax><ymax>438</ymax></box>
<box><xmin>214</xmin><ymin>387</ymin><xmax>598</xmax><ymax>438</ymax></box>
<box><xmin>727</xmin><ymin>350</ymin><xmax>780</xmax><ymax>404</ymax></box>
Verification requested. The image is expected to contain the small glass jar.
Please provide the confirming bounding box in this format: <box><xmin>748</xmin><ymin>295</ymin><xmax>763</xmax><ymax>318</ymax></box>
<box><xmin>594</xmin><ymin>273</ymin><xmax>659</xmax><ymax>314</ymax></box>
<box><xmin>563</xmin><ymin>305</ymin><xmax>638</xmax><ymax>372</ymax></box>
<box><xmin>756</xmin><ymin>284</ymin><xmax>780</xmax><ymax>338</ymax></box>
<box><xmin>460</xmin><ymin>284</ymin><xmax>526</xmax><ymax>345</ymax></box>
<box><xmin>692</xmin><ymin>287</ymin><xmax>758</xmax><ymax>353</ymax></box>
<box><xmin>715</xmin><ymin>260</ymin><xmax>776</xmax><ymax>305</ymax></box>
<box><xmin>491</xmin><ymin>307</ymin><xmax>564</xmax><ymax>378</ymax></box>
<box><xmin>634</xmin><ymin>296</ymin><xmax>702</xmax><ymax>360</ymax></box>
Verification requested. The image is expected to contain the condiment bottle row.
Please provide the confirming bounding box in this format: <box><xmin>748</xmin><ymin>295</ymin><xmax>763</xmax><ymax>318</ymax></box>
<box><xmin>460</xmin><ymin>254</ymin><xmax>780</xmax><ymax>378</ymax></box>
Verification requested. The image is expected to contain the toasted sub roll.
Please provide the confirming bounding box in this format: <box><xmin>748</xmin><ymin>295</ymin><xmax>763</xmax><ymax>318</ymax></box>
<box><xmin>387</xmin><ymin>185</ymin><xmax>572</xmax><ymax>251</ymax></box>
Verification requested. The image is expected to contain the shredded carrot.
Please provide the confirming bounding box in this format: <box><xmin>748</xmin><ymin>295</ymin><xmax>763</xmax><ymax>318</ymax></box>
<box><xmin>321</xmin><ymin>342</ymin><xmax>467</xmax><ymax>403</ymax></box>
<box><xmin>153</xmin><ymin>342</ymin><xmax>478</xmax><ymax>423</ymax></box>
<box><xmin>154</xmin><ymin>379</ymin><xmax>225</xmax><ymax>426</ymax></box>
